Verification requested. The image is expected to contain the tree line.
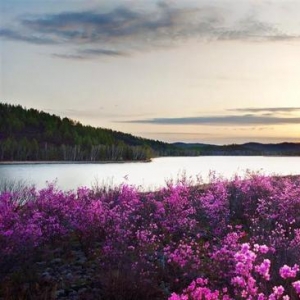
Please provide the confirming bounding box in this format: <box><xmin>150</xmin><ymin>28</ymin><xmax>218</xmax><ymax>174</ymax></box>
<box><xmin>0</xmin><ymin>103</ymin><xmax>176</xmax><ymax>161</ymax></box>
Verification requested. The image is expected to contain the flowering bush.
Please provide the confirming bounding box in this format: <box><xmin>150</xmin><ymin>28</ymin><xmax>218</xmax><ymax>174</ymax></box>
<box><xmin>1</xmin><ymin>173</ymin><xmax>300</xmax><ymax>299</ymax></box>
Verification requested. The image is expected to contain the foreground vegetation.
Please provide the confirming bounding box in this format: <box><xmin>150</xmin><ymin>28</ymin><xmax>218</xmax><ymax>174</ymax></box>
<box><xmin>1</xmin><ymin>174</ymin><xmax>300</xmax><ymax>299</ymax></box>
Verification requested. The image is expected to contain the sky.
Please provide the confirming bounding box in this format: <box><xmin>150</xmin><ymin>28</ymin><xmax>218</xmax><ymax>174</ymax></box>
<box><xmin>1</xmin><ymin>0</ymin><xmax>300</xmax><ymax>145</ymax></box>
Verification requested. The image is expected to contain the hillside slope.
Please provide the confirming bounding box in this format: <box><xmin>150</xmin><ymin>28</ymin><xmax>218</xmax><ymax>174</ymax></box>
<box><xmin>0</xmin><ymin>103</ymin><xmax>174</xmax><ymax>161</ymax></box>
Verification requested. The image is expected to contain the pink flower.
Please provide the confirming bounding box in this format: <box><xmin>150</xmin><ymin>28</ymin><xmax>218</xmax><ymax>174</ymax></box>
<box><xmin>254</xmin><ymin>244</ymin><xmax>269</xmax><ymax>253</ymax></box>
<box><xmin>168</xmin><ymin>293</ymin><xmax>183</xmax><ymax>300</ymax></box>
<box><xmin>259</xmin><ymin>245</ymin><xmax>269</xmax><ymax>254</ymax></box>
<box><xmin>272</xmin><ymin>285</ymin><xmax>284</xmax><ymax>296</ymax></box>
<box><xmin>279</xmin><ymin>264</ymin><xmax>299</xmax><ymax>279</ymax></box>
<box><xmin>257</xmin><ymin>293</ymin><xmax>265</xmax><ymax>300</ymax></box>
<box><xmin>255</xmin><ymin>259</ymin><xmax>271</xmax><ymax>280</ymax></box>
<box><xmin>231</xmin><ymin>276</ymin><xmax>246</xmax><ymax>288</ymax></box>
<box><xmin>292</xmin><ymin>280</ymin><xmax>300</xmax><ymax>294</ymax></box>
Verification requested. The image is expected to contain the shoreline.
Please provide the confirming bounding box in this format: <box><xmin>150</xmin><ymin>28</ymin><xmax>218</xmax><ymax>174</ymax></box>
<box><xmin>1</xmin><ymin>154</ymin><xmax>300</xmax><ymax>165</ymax></box>
<box><xmin>0</xmin><ymin>159</ymin><xmax>152</xmax><ymax>165</ymax></box>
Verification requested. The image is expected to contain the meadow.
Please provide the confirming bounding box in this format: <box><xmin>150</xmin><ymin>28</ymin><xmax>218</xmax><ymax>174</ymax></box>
<box><xmin>1</xmin><ymin>173</ymin><xmax>300</xmax><ymax>299</ymax></box>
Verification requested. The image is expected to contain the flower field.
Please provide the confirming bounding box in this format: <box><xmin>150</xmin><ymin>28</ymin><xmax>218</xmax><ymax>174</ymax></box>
<box><xmin>1</xmin><ymin>173</ymin><xmax>300</xmax><ymax>299</ymax></box>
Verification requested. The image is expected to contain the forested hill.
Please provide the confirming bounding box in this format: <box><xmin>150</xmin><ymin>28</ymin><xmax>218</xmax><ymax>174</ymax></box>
<box><xmin>1</xmin><ymin>103</ymin><xmax>300</xmax><ymax>162</ymax></box>
<box><xmin>0</xmin><ymin>103</ymin><xmax>176</xmax><ymax>161</ymax></box>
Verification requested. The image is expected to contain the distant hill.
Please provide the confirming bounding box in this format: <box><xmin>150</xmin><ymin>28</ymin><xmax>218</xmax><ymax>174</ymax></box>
<box><xmin>243</xmin><ymin>142</ymin><xmax>300</xmax><ymax>154</ymax></box>
<box><xmin>172</xmin><ymin>142</ymin><xmax>300</xmax><ymax>156</ymax></box>
<box><xmin>1</xmin><ymin>103</ymin><xmax>300</xmax><ymax>161</ymax></box>
<box><xmin>0</xmin><ymin>103</ymin><xmax>175</xmax><ymax>161</ymax></box>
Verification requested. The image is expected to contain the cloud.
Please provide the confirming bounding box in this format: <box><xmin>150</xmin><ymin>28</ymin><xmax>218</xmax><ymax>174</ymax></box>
<box><xmin>122</xmin><ymin>114</ymin><xmax>300</xmax><ymax>126</ymax></box>
<box><xmin>80</xmin><ymin>48</ymin><xmax>128</xmax><ymax>57</ymax></box>
<box><xmin>51</xmin><ymin>53</ymin><xmax>87</xmax><ymax>60</ymax></box>
<box><xmin>228</xmin><ymin>107</ymin><xmax>300</xmax><ymax>113</ymax></box>
<box><xmin>0</xmin><ymin>28</ymin><xmax>56</xmax><ymax>44</ymax></box>
<box><xmin>45</xmin><ymin>108</ymin><xmax>151</xmax><ymax>119</ymax></box>
<box><xmin>1</xmin><ymin>1</ymin><xmax>300</xmax><ymax>59</ymax></box>
<box><xmin>52</xmin><ymin>48</ymin><xmax>128</xmax><ymax>59</ymax></box>
<box><xmin>138</xmin><ymin>131</ymin><xmax>214</xmax><ymax>136</ymax></box>
<box><xmin>126</xmin><ymin>107</ymin><xmax>300</xmax><ymax>126</ymax></box>
<box><xmin>18</xmin><ymin>2</ymin><xmax>226</xmax><ymax>45</ymax></box>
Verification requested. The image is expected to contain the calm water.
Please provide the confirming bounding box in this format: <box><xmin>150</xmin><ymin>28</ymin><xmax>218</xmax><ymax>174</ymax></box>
<box><xmin>0</xmin><ymin>156</ymin><xmax>300</xmax><ymax>191</ymax></box>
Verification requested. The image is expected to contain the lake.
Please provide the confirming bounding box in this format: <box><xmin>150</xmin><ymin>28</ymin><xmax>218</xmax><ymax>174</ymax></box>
<box><xmin>1</xmin><ymin>156</ymin><xmax>300</xmax><ymax>191</ymax></box>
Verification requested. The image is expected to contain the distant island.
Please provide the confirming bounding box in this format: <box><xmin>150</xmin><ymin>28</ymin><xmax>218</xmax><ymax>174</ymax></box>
<box><xmin>1</xmin><ymin>103</ymin><xmax>300</xmax><ymax>162</ymax></box>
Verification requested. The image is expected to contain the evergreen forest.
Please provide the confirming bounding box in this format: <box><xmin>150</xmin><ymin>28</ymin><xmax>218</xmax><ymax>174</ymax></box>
<box><xmin>0</xmin><ymin>103</ymin><xmax>175</xmax><ymax>161</ymax></box>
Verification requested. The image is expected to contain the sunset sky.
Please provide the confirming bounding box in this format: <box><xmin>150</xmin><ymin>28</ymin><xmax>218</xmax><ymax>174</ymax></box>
<box><xmin>1</xmin><ymin>0</ymin><xmax>300</xmax><ymax>144</ymax></box>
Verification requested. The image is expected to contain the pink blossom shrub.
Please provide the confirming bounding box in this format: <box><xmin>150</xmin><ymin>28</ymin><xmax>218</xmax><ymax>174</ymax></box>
<box><xmin>1</xmin><ymin>173</ymin><xmax>300</xmax><ymax>298</ymax></box>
